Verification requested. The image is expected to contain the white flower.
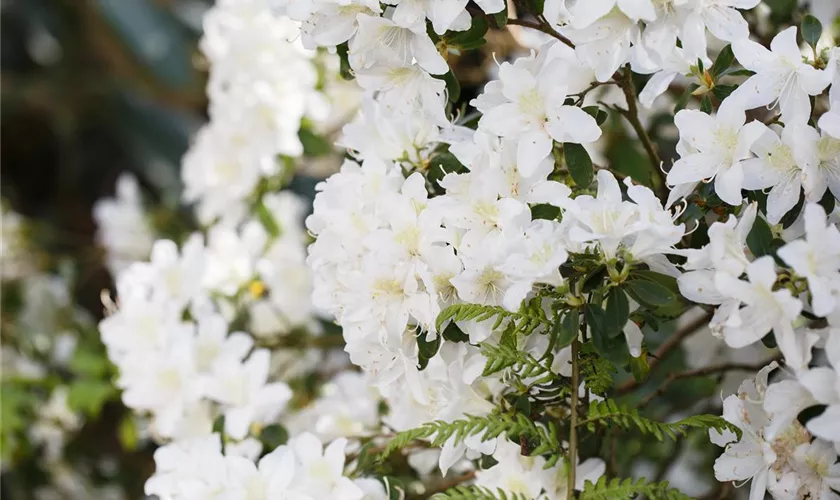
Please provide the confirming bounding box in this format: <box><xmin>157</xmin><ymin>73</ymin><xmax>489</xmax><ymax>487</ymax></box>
<box><xmin>472</xmin><ymin>50</ymin><xmax>601</xmax><ymax>175</ymax></box>
<box><xmin>92</xmin><ymin>173</ymin><xmax>155</xmax><ymax>276</ymax></box>
<box><xmin>777</xmin><ymin>203</ymin><xmax>840</xmax><ymax>316</ymax></box>
<box><xmin>667</xmin><ymin>99</ymin><xmax>768</xmax><ymax>205</ymax></box>
<box><xmin>206</xmin><ymin>349</ymin><xmax>293</xmax><ymax>440</ymax></box>
<box><xmin>567</xmin><ymin>0</ymin><xmax>655</xmax><ymax>29</ymax></box>
<box><xmin>731</xmin><ymin>26</ymin><xmax>830</xmax><ymax>124</ymax></box>
<box><xmin>801</xmin><ymin>130</ymin><xmax>840</xmax><ymax>202</ymax></box>
<box><xmin>714</xmin><ymin>257</ymin><xmax>806</xmax><ymax>367</ymax></box>
<box><xmin>742</xmin><ymin>124</ymin><xmax>817</xmax><ymax>224</ymax></box>
<box><xmin>350</xmin><ymin>15</ymin><xmax>448</xmax><ymax>75</ymax></box>
<box><xmin>563</xmin><ymin>9</ymin><xmax>639</xmax><ymax>82</ymax></box>
<box><xmin>680</xmin><ymin>0</ymin><xmax>761</xmax><ymax>62</ymax></box>
<box><xmin>474</xmin><ymin>438</ymin><xmax>560</xmax><ymax>498</ymax></box>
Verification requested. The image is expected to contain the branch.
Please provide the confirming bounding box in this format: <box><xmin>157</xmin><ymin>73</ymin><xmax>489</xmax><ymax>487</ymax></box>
<box><xmin>568</xmin><ymin>336</ymin><xmax>581</xmax><ymax>496</ymax></box>
<box><xmin>636</xmin><ymin>355</ymin><xmax>782</xmax><ymax>408</ymax></box>
<box><xmin>418</xmin><ymin>471</ymin><xmax>478</xmax><ymax>499</ymax></box>
<box><xmin>616</xmin><ymin>311</ymin><xmax>713</xmax><ymax>395</ymax></box>
<box><xmin>505</xmin><ymin>18</ymin><xmax>574</xmax><ymax>48</ymax></box>
<box><xmin>615</xmin><ymin>66</ymin><xmax>667</xmax><ymax>199</ymax></box>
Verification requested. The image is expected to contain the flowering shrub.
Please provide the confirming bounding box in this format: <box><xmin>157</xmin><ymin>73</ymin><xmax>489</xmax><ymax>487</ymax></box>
<box><xmin>3</xmin><ymin>0</ymin><xmax>840</xmax><ymax>498</ymax></box>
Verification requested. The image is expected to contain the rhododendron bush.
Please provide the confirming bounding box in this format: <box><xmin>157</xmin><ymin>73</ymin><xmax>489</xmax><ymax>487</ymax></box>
<box><xmin>3</xmin><ymin>0</ymin><xmax>840</xmax><ymax>498</ymax></box>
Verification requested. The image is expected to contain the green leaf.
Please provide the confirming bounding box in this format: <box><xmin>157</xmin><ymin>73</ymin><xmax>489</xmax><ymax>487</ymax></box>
<box><xmin>531</xmin><ymin>203</ymin><xmax>561</xmax><ymax>220</ymax></box>
<box><xmin>628</xmin><ymin>349</ymin><xmax>650</xmax><ymax>382</ymax></box>
<box><xmin>674</xmin><ymin>84</ymin><xmax>699</xmax><ymax>113</ymax></box>
<box><xmin>256</xmin><ymin>200</ymin><xmax>281</xmax><ymax>238</ymax></box>
<box><xmin>625</xmin><ymin>279</ymin><xmax>675</xmax><ymax>307</ymax></box>
<box><xmin>525</xmin><ymin>0</ymin><xmax>545</xmax><ymax>15</ymax></box>
<box><xmin>67</xmin><ymin>380</ymin><xmax>115</xmax><ymax>416</ymax></box>
<box><xmin>583</xmin><ymin>105</ymin><xmax>608</xmax><ymax>126</ymax></box>
<box><xmin>564</xmin><ymin>142</ymin><xmax>593</xmax><ymax>188</ymax></box>
<box><xmin>417</xmin><ymin>331</ymin><xmax>442</xmax><ymax>370</ymax></box>
<box><xmin>581</xmin><ymin>477</ymin><xmax>693</xmax><ymax>500</ymax></box>
<box><xmin>447</xmin><ymin>15</ymin><xmax>489</xmax><ymax>49</ymax></box>
<box><xmin>781</xmin><ymin>191</ymin><xmax>806</xmax><ymax>228</ymax></box>
<box><xmin>764</xmin><ymin>0</ymin><xmax>796</xmax><ymax>21</ymax></box>
<box><xmin>68</xmin><ymin>348</ymin><xmax>110</xmax><ymax>379</ymax></box>
<box><xmin>492</xmin><ymin>4</ymin><xmax>508</xmax><ymax>28</ymax></box>
<box><xmin>712</xmin><ymin>84</ymin><xmax>736</xmax><ymax>101</ymax></box>
<box><xmin>118</xmin><ymin>414</ymin><xmax>138</xmax><ymax>451</ymax></box>
<box><xmin>709</xmin><ymin>45</ymin><xmax>734</xmax><ymax>78</ymax></box>
<box><xmin>427</xmin><ymin>150</ymin><xmax>467</xmax><ymax>186</ymax></box>
<box><xmin>298</xmin><ymin>127</ymin><xmax>333</xmax><ymax>157</ymax></box>
<box><xmin>442</xmin><ymin>322</ymin><xmax>470</xmax><ymax>343</ymax></box>
<box><xmin>586</xmin><ymin>305</ymin><xmax>629</xmax><ymax>365</ymax></box>
<box><xmin>700</xmin><ymin>95</ymin><xmax>712</xmax><ymax>114</ymax></box>
<box><xmin>746</xmin><ymin>215</ymin><xmax>774</xmax><ymax>257</ymax></box>
<box><xmin>552</xmin><ymin>309</ymin><xmax>579</xmax><ymax>349</ymax></box>
<box><xmin>583</xmin><ymin>399</ymin><xmax>737</xmax><ymax>442</ymax></box>
<box><xmin>336</xmin><ymin>42</ymin><xmax>353</xmax><ymax>80</ymax></box>
<box><xmin>802</xmin><ymin>15</ymin><xmax>823</xmax><ymax>49</ymax></box>
<box><xmin>433</xmin><ymin>485</ymin><xmax>530</xmax><ymax>500</ymax></box>
<box><xmin>260</xmin><ymin>424</ymin><xmax>289</xmax><ymax>449</ymax></box>
<box><xmin>437</xmin><ymin>70</ymin><xmax>461</xmax><ymax>103</ymax></box>
<box><xmin>604</xmin><ymin>288</ymin><xmax>630</xmax><ymax>339</ymax></box>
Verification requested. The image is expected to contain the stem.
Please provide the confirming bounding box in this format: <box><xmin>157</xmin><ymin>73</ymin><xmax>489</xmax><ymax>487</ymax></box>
<box><xmin>567</xmin><ymin>337</ymin><xmax>580</xmax><ymax>499</ymax></box>
<box><xmin>616</xmin><ymin>311</ymin><xmax>713</xmax><ymax>395</ymax></box>
<box><xmin>616</xmin><ymin>66</ymin><xmax>667</xmax><ymax>199</ymax></box>
<box><xmin>635</xmin><ymin>355</ymin><xmax>782</xmax><ymax>408</ymax></box>
<box><xmin>505</xmin><ymin>18</ymin><xmax>574</xmax><ymax>48</ymax></box>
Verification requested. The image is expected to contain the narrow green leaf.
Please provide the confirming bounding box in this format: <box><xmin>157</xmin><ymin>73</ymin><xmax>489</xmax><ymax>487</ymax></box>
<box><xmin>336</xmin><ymin>42</ymin><xmax>353</xmax><ymax>80</ymax></box>
<box><xmin>260</xmin><ymin>424</ymin><xmax>289</xmax><ymax>449</ymax></box>
<box><xmin>712</xmin><ymin>84</ymin><xmax>736</xmax><ymax>101</ymax></box>
<box><xmin>553</xmin><ymin>309</ymin><xmax>579</xmax><ymax>349</ymax></box>
<box><xmin>802</xmin><ymin>15</ymin><xmax>823</xmax><ymax>49</ymax></box>
<box><xmin>674</xmin><ymin>84</ymin><xmax>699</xmax><ymax>113</ymax></box>
<box><xmin>709</xmin><ymin>45</ymin><xmax>734</xmax><ymax>78</ymax></box>
<box><xmin>256</xmin><ymin>201</ymin><xmax>281</xmax><ymax>238</ymax></box>
<box><xmin>564</xmin><ymin>142</ymin><xmax>594</xmax><ymax>188</ymax></box>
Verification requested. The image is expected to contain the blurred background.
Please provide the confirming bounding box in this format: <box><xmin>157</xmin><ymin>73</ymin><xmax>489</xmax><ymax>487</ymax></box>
<box><xmin>2</xmin><ymin>0</ymin><xmax>211</xmax><ymax>496</ymax></box>
<box><xmin>2</xmin><ymin>0</ymin><xmax>207</xmax><ymax>306</ymax></box>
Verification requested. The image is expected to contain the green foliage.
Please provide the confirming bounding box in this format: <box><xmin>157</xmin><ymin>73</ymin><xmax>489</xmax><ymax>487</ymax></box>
<box><xmin>256</xmin><ymin>200</ymin><xmax>281</xmax><ymax>238</ymax></box>
<box><xmin>550</xmin><ymin>309</ymin><xmax>579</xmax><ymax>351</ymax></box>
<box><xmin>418</xmin><ymin>330</ymin><xmax>443</xmax><ymax>370</ymax></box>
<box><xmin>746</xmin><ymin>214</ymin><xmax>774</xmax><ymax>258</ymax></box>
<box><xmin>579</xmin><ymin>343</ymin><xmax>616</xmax><ymax>395</ymax></box>
<box><xmin>446</xmin><ymin>16</ymin><xmax>488</xmax><ymax>50</ymax></box>
<box><xmin>432</xmin><ymin>485</ymin><xmax>530</xmax><ymax>500</ymax></box>
<box><xmin>67</xmin><ymin>379</ymin><xmax>116</xmax><ymax>416</ymax></box>
<box><xmin>582</xmin><ymin>399</ymin><xmax>735</xmax><ymax>441</ymax></box>
<box><xmin>709</xmin><ymin>45</ymin><xmax>735</xmax><ymax>79</ymax></box>
<box><xmin>377</xmin><ymin>413</ymin><xmax>563</xmax><ymax>466</ymax></box>
<box><xmin>801</xmin><ymin>15</ymin><xmax>823</xmax><ymax>49</ymax></box>
<box><xmin>581</xmin><ymin>476</ymin><xmax>693</xmax><ymax>500</ymax></box>
<box><xmin>563</xmin><ymin>142</ymin><xmax>594</xmax><ymax>188</ymax></box>
<box><xmin>492</xmin><ymin>4</ymin><xmax>508</xmax><ymax>28</ymax></box>
<box><xmin>435</xmin><ymin>303</ymin><xmax>551</xmax><ymax>339</ymax></box>
<box><xmin>480</xmin><ymin>342</ymin><xmax>558</xmax><ymax>381</ymax></box>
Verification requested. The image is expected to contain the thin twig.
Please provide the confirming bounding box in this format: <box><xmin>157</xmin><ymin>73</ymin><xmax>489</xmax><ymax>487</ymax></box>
<box><xmin>567</xmin><ymin>337</ymin><xmax>580</xmax><ymax>498</ymax></box>
<box><xmin>616</xmin><ymin>311</ymin><xmax>713</xmax><ymax>395</ymax></box>
<box><xmin>418</xmin><ymin>471</ymin><xmax>477</xmax><ymax>498</ymax></box>
<box><xmin>636</xmin><ymin>355</ymin><xmax>783</xmax><ymax>409</ymax></box>
<box><xmin>505</xmin><ymin>18</ymin><xmax>574</xmax><ymax>48</ymax></box>
<box><xmin>615</xmin><ymin>66</ymin><xmax>667</xmax><ymax>199</ymax></box>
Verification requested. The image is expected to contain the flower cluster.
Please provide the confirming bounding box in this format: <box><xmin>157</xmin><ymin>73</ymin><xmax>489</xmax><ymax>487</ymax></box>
<box><xmin>182</xmin><ymin>0</ymin><xmax>327</xmax><ymax>224</ymax></box>
<box><xmin>145</xmin><ymin>432</ymin><xmax>383</xmax><ymax>500</ymax></box>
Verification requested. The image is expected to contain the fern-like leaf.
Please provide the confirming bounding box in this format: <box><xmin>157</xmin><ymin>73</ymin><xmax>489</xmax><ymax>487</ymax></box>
<box><xmin>581</xmin><ymin>399</ymin><xmax>735</xmax><ymax>441</ymax></box>
<box><xmin>581</xmin><ymin>476</ymin><xmax>693</xmax><ymax>500</ymax></box>
<box><xmin>480</xmin><ymin>342</ymin><xmax>559</xmax><ymax>381</ymax></box>
<box><xmin>432</xmin><ymin>485</ymin><xmax>530</xmax><ymax>500</ymax></box>
<box><xmin>436</xmin><ymin>304</ymin><xmax>550</xmax><ymax>337</ymax></box>
<box><xmin>378</xmin><ymin>413</ymin><xmax>563</xmax><ymax>466</ymax></box>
